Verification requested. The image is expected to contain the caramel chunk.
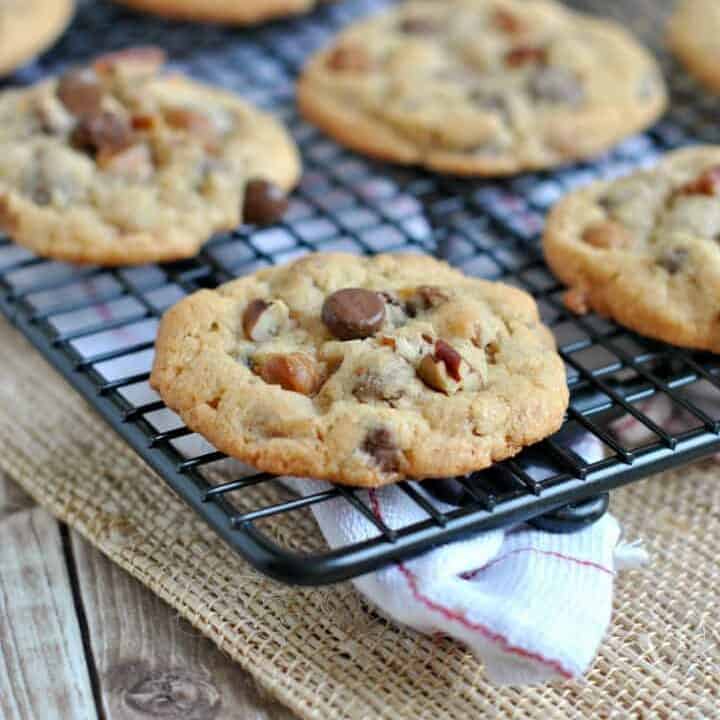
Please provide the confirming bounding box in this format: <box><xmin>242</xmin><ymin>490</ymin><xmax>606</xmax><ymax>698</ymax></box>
<box><xmin>254</xmin><ymin>353</ymin><xmax>323</xmax><ymax>396</ymax></box>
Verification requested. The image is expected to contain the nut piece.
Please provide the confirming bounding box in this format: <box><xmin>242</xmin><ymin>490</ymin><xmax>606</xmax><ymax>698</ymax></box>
<box><xmin>242</xmin><ymin>298</ymin><xmax>290</xmax><ymax>341</ymax></box>
<box><xmin>94</xmin><ymin>46</ymin><xmax>167</xmax><ymax>76</ymax></box>
<box><xmin>97</xmin><ymin>143</ymin><xmax>154</xmax><ymax>180</ymax></box>
<box><xmin>254</xmin><ymin>353</ymin><xmax>323</xmax><ymax>396</ymax></box>
<box><xmin>57</xmin><ymin>68</ymin><xmax>103</xmax><ymax>118</ymax></box>
<box><xmin>326</xmin><ymin>43</ymin><xmax>373</xmax><ymax>72</ymax></box>
<box><xmin>505</xmin><ymin>46</ymin><xmax>547</xmax><ymax>67</ymax></box>
<box><xmin>71</xmin><ymin>112</ymin><xmax>134</xmax><ymax>157</ymax></box>
<box><xmin>322</xmin><ymin>289</ymin><xmax>386</xmax><ymax>341</ymax></box>
<box><xmin>492</xmin><ymin>8</ymin><xmax>525</xmax><ymax>33</ymax></box>
<box><xmin>362</xmin><ymin>427</ymin><xmax>402</xmax><ymax>473</ymax></box>
<box><xmin>398</xmin><ymin>16</ymin><xmax>440</xmax><ymax>34</ymax></box>
<box><xmin>529</xmin><ymin>67</ymin><xmax>584</xmax><ymax>106</ymax></box>
<box><xmin>405</xmin><ymin>286</ymin><xmax>449</xmax><ymax>317</ymax></box>
<box><xmin>243</xmin><ymin>179</ymin><xmax>289</xmax><ymax>226</ymax></box>
<box><xmin>678</xmin><ymin>165</ymin><xmax>720</xmax><ymax>197</ymax></box>
<box><xmin>164</xmin><ymin>107</ymin><xmax>218</xmax><ymax>139</ymax></box>
<box><xmin>417</xmin><ymin>339</ymin><xmax>468</xmax><ymax>395</ymax></box>
<box><xmin>582</xmin><ymin>221</ymin><xmax>633</xmax><ymax>249</ymax></box>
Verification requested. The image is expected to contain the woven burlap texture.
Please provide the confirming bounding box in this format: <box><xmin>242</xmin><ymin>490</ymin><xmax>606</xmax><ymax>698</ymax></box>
<box><xmin>0</xmin><ymin>317</ymin><xmax>717</xmax><ymax>719</ymax></box>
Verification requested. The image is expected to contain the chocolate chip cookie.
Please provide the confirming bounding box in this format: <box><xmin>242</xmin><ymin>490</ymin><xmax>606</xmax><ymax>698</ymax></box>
<box><xmin>297</xmin><ymin>0</ymin><xmax>667</xmax><ymax>176</ymax></box>
<box><xmin>667</xmin><ymin>0</ymin><xmax>720</xmax><ymax>93</ymax></box>
<box><xmin>151</xmin><ymin>253</ymin><xmax>569</xmax><ymax>487</ymax></box>
<box><xmin>544</xmin><ymin>146</ymin><xmax>720</xmax><ymax>352</ymax></box>
<box><xmin>0</xmin><ymin>0</ymin><xmax>74</xmax><ymax>77</ymax></box>
<box><xmin>114</xmin><ymin>0</ymin><xmax>334</xmax><ymax>25</ymax></box>
<box><xmin>0</xmin><ymin>47</ymin><xmax>300</xmax><ymax>266</ymax></box>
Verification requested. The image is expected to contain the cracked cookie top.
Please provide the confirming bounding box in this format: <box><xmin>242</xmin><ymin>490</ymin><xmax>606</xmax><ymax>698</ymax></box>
<box><xmin>151</xmin><ymin>253</ymin><xmax>568</xmax><ymax>487</ymax></box>
<box><xmin>544</xmin><ymin>146</ymin><xmax>720</xmax><ymax>352</ymax></box>
<box><xmin>0</xmin><ymin>47</ymin><xmax>300</xmax><ymax>265</ymax></box>
<box><xmin>297</xmin><ymin>0</ymin><xmax>667</xmax><ymax>176</ymax></box>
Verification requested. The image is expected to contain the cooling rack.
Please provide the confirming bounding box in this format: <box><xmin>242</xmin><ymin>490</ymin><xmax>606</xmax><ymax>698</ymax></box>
<box><xmin>1</xmin><ymin>0</ymin><xmax>719</xmax><ymax>585</ymax></box>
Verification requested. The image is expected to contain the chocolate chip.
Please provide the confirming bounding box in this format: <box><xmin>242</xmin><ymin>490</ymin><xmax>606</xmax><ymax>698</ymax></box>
<box><xmin>57</xmin><ymin>68</ymin><xmax>103</xmax><ymax>117</ymax></box>
<box><xmin>243</xmin><ymin>179</ymin><xmax>289</xmax><ymax>226</ymax></box>
<box><xmin>71</xmin><ymin>112</ymin><xmax>134</xmax><ymax>157</ymax></box>
<box><xmin>322</xmin><ymin>289</ymin><xmax>386</xmax><ymax>341</ymax></box>
<box><xmin>434</xmin><ymin>339</ymin><xmax>462</xmax><ymax>381</ymax></box>
<box><xmin>658</xmin><ymin>247</ymin><xmax>688</xmax><ymax>275</ymax></box>
<box><xmin>398</xmin><ymin>16</ymin><xmax>439</xmax><ymax>33</ymax></box>
<box><xmin>529</xmin><ymin>67</ymin><xmax>584</xmax><ymax>106</ymax></box>
<box><xmin>326</xmin><ymin>44</ymin><xmax>373</xmax><ymax>72</ymax></box>
<box><xmin>362</xmin><ymin>427</ymin><xmax>401</xmax><ymax>473</ymax></box>
<box><xmin>505</xmin><ymin>46</ymin><xmax>547</xmax><ymax>68</ymax></box>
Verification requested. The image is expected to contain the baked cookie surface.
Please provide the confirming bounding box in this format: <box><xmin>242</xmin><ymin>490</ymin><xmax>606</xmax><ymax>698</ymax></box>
<box><xmin>151</xmin><ymin>252</ymin><xmax>569</xmax><ymax>487</ymax></box>
<box><xmin>297</xmin><ymin>0</ymin><xmax>667</xmax><ymax>176</ymax></box>
<box><xmin>544</xmin><ymin>146</ymin><xmax>720</xmax><ymax>352</ymax></box>
<box><xmin>0</xmin><ymin>0</ymin><xmax>74</xmax><ymax>77</ymax></box>
<box><xmin>0</xmin><ymin>47</ymin><xmax>300</xmax><ymax>266</ymax></box>
<box><xmin>667</xmin><ymin>0</ymin><xmax>720</xmax><ymax>93</ymax></box>
<box><xmin>114</xmin><ymin>0</ymin><xmax>334</xmax><ymax>25</ymax></box>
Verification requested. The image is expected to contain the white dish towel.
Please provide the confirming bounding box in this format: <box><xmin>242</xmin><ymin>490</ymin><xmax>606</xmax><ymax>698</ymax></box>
<box><xmin>284</xmin><ymin>476</ymin><xmax>647</xmax><ymax>686</ymax></box>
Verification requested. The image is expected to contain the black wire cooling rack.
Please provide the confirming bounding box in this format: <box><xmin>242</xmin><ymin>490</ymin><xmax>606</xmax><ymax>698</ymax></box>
<box><xmin>2</xmin><ymin>0</ymin><xmax>720</xmax><ymax>585</ymax></box>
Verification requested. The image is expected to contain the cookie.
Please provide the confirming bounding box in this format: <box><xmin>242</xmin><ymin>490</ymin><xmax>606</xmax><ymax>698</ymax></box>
<box><xmin>667</xmin><ymin>0</ymin><xmax>720</xmax><ymax>93</ymax></box>
<box><xmin>543</xmin><ymin>146</ymin><xmax>720</xmax><ymax>352</ymax></box>
<box><xmin>114</xmin><ymin>0</ymin><xmax>334</xmax><ymax>25</ymax></box>
<box><xmin>150</xmin><ymin>252</ymin><xmax>569</xmax><ymax>487</ymax></box>
<box><xmin>0</xmin><ymin>47</ymin><xmax>301</xmax><ymax>266</ymax></box>
<box><xmin>0</xmin><ymin>0</ymin><xmax>74</xmax><ymax>77</ymax></box>
<box><xmin>297</xmin><ymin>0</ymin><xmax>667</xmax><ymax>176</ymax></box>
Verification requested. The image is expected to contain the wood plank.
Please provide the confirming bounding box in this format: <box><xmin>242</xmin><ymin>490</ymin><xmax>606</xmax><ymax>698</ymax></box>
<box><xmin>71</xmin><ymin>531</ymin><xmax>297</xmax><ymax>720</ymax></box>
<box><xmin>0</xmin><ymin>475</ymin><xmax>98</xmax><ymax>720</ymax></box>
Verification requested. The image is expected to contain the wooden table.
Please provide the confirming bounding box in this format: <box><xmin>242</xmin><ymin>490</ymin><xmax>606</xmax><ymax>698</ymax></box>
<box><xmin>0</xmin><ymin>471</ymin><xmax>296</xmax><ymax>720</ymax></box>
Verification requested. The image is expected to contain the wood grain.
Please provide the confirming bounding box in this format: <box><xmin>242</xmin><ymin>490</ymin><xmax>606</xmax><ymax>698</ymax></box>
<box><xmin>70</xmin><ymin>531</ymin><xmax>296</xmax><ymax>720</ymax></box>
<box><xmin>0</xmin><ymin>475</ymin><xmax>98</xmax><ymax>720</ymax></box>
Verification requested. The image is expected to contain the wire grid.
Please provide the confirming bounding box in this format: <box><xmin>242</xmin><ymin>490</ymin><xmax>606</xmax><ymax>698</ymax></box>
<box><xmin>1</xmin><ymin>0</ymin><xmax>720</xmax><ymax>584</ymax></box>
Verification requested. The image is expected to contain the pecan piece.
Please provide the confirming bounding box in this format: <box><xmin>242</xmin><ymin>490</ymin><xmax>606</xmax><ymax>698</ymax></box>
<box><xmin>362</xmin><ymin>427</ymin><xmax>402</xmax><ymax>473</ymax></box>
<box><xmin>678</xmin><ymin>165</ymin><xmax>720</xmax><ymax>197</ymax></box>
<box><xmin>417</xmin><ymin>339</ymin><xmax>468</xmax><ymax>394</ymax></box>
<box><xmin>242</xmin><ymin>298</ymin><xmax>290</xmax><ymax>341</ymax></box>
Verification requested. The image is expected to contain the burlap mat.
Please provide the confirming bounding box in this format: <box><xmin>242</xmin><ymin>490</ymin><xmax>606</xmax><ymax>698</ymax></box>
<box><xmin>0</xmin><ymin>316</ymin><xmax>718</xmax><ymax>719</ymax></box>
